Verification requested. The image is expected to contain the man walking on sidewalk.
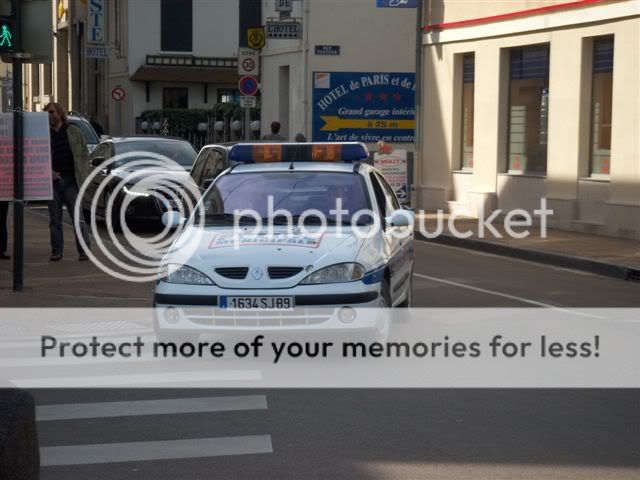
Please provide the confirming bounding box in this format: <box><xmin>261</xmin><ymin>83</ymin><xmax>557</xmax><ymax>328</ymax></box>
<box><xmin>44</xmin><ymin>102</ymin><xmax>91</xmax><ymax>262</ymax></box>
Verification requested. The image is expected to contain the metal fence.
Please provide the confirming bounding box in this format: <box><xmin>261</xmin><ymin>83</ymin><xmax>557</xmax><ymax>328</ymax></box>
<box><xmin>134</xmin><ymin>116</ymin><xmax>260</xmax><ymax>150</ymax></box>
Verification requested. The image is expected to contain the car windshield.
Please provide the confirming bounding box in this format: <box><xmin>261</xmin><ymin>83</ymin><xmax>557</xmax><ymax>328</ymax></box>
<box><xmin>115</xmin><ymin>140</ymin><xmax>197</xmax><ymax>169</ymax></box>
<box><xmin>198</xmin><ymin>171</ymin><xmax>372</xmax><ymax>226</ymax></box>
<box><xmin>69</xmin><ymin>119</ymin><xmax>99</xmax><ymax>145</ymax></box>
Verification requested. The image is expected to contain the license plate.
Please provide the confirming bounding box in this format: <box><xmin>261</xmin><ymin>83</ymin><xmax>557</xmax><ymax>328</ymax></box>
<box><xmin>220</xmin><ymin>296</ymin><xmax>295</xmax><ymax>310</ymax></box>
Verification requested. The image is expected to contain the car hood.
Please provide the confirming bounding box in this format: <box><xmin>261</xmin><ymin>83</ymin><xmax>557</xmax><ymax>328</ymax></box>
<box><xmin>168</xmin><ymin>226</ymin><xmax>370</xmax><ymax>289</ymax></box>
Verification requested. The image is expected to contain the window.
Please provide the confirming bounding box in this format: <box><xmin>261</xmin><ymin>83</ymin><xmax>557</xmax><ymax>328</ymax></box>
<box><xmin>461</xmin><ymin>53</ymin><xmax>475</xmax><ymax>170</ymax></box>
<box><xmin>200</xmin><ymin>149</ymin><xmax>226</xmax><ymax>185</ymax></box>
<box><xmin>200</xmin><ymin>172</ymin><xmax>371</xmax><ymax>225</ymax></box>
<box><xmin>190</xmin><ymin>148</ymin><xmax>210</xmax><ymax>186</ymax></box>
<box><xmin>163</xmin><ymin>87</ymin><xmax>188</xmax><ymax>109</ymax></box>
<box><xmin>161</xmin><ymin>0</ymin><xmax>192</xmax><ymax>52</ymax></box>
<box><xmin>507</xmin><ymin>44</ymin><xmax>550</xmax><ymax>174</ymax></box>
<box><xmin>375</xmin><ymin>172</ymin><xmax>401</xmax><ymax>211</ymax></box>
<box><xmin>590</xmin><ymin>36</ymin><xmax>614</xmax><ymax>177</ymax></box>
<box><xmin>369</xmin><ymin>172</ymin><xmax>392</xmax><ymax>221</ymax></box>
<box><xmin>217</xmin><ymin>89</ymin><xmax>240</xmax><ymax>104</ymax></box>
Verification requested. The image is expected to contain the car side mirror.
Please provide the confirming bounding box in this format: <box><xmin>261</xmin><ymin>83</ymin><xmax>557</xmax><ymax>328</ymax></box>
<box><xmin>385</xmin><ymin>209</ymin><xmax>414</xmax><ymax>228</ymax></box>
<box><xmin>90</xmin><ymin>156</ymin><xmax>106</xmax><ymax>168</ymax></box>
<box><xmin>161</xmin><ymin>211</ymin><xmax>185</xmax><ymax>228</ymax></box>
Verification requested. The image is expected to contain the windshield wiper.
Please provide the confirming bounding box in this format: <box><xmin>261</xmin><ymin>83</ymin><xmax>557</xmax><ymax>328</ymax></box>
<box><xmin>264</xmin><ymin>215</ymin><xmax>370</xmax><ymax>227</ymax></box>
<box><xmin>205</xmin><ymin>213</ymin><xmax>258</xmax><ymax>225</ymax></box>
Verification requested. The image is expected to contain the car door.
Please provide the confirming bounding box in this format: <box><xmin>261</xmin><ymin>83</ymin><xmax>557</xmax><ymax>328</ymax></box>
<box><xmin>82</xmin><ymin>142</ymin><xmax>111</xmax><ymax>213</ymax></box>
<box><xmin>374</xmin><ymin>171</ymin><xmax>413</xmax><ymax>304</ymax></box>
<box><xmin>369</xmin><ymin>171</ymin><xmax>404</xmax><ymax>305</ymax></box>
<box><xmin>89</xmin><ymin>142</ymin><xmax>113</xmax><ymax>214</ymax></box>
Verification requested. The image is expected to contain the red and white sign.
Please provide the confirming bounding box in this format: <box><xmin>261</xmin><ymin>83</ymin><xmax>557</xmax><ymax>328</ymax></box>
<box><xmin>238</xmin><ymin>76</ymin><xmax>259</xmax><ymax>97</ymax></box>
<box><xmin>0</xmin><ymin>113</ymin><xmax>53</xmax><ymax>201</ymax></box>
<box><xmin>111</xmin><ymin>86</ymin><xmax>125</xmax><ymax>102</ymax></box>
<box><xmin>374</xmin><ymin>148</ymin><xmax>409</xmax><ymax>203</ymax></box>
<box><xmin>238</xmin><ymin>47</ymin><xmax>260</xmax><ymax>76</ymax></box>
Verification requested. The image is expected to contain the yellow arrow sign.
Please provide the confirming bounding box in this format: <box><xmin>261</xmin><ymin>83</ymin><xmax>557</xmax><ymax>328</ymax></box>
<box><xmin>320</xmin><ymin>116</ymin><xmax>415</xmax><ymax>132</ymax></box>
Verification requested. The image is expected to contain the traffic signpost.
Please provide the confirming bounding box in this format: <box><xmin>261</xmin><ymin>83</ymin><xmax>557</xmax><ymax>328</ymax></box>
<box><xmin>240</xmin><ymin>96</ymin><xmax>257</xmax><ymax>108</ymax></box>
<box><xmin>238</xmin><ymin>47</ymin><xmax>259</xmax><ymax>76</ymax></box>
<box><xmin>238</xmin><ymin>76</ymin><xmax>259</xmax><ymax>140</ymax></box>
<box><xmin>238</xmin><ymin>76</ymin><xmax>259</xmax><ymax>96</ymax></box>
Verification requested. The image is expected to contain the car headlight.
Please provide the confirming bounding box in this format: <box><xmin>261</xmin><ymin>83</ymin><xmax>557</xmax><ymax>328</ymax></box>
<box><xmin>159</xmin><ymin>264</ymin><xmax>214</xmax><ymax>285</ymax></box>
<box><xmin>300</xmin><ymin>263</ymin><xmax>365</xmax><ymax>285</ymax></box>
<box><xmin>123</xmin><ymin>185</ymin><xmax>150</xmax><ymax>197</ymax></box>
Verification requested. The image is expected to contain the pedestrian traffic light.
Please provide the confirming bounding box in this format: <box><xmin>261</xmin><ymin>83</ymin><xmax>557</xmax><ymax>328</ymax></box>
<box><xmin>0</xmin><ymin>16</ymin><xmax>15</xmax><ymax>53</ymax></box>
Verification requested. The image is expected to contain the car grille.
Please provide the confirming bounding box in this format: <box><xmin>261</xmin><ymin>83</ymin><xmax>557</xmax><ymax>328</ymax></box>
<box><xmin>182</xmin><ymin>308</ymin><xmax>332</xmax><ymax>327</ymax></box>
<box><xmin>268</xmin><ymin>266</ymin><xmax>304</xmax><ymax>279</ymax></box>
<box><xmin>215</xmin><ymin>267</ymin><xmax>249</xmax><ymax>280</ymax></box>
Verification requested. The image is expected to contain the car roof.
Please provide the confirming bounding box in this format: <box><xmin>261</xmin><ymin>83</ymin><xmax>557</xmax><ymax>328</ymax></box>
<box><xmin>108</xmin><ymin>136</ymin><xmax>191</xmax><ymax>143</ymax></box>
<box><xmin>200</xmin><ymin>142</ymin><xmax>237</xmax><ymax>149</ymax></box>
<box><xmin>228</xmin><ymin>161</ymin><xmax>366</xmax><ymax>174</ymax></box>
<box><xmin>67</xmin><ymin>115</ymin><xmax>89</xmax><ymax>122</ymax></box>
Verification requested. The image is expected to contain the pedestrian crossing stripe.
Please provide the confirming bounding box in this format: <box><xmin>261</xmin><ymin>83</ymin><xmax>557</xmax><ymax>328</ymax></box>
<box><xmin>40</xmin><ymin>435</ymin><xmax>273</xmax><ymax>466</ymax></box>
<box><xmin>37</xmin><ymin>395</ymin><xmax>268</xmax><ymax>421</ymax></box>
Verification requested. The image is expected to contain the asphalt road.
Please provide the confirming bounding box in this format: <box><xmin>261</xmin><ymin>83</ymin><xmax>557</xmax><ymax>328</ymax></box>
<box><xmin>25</xmin><ymin>240</ymin><xmax>640</xmax><ymax>479</ymax></box>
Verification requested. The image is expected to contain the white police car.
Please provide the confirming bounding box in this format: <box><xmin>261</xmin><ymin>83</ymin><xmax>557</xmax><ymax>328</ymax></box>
<box><xmin>154</xmin><ymin>142</ymin><xmax>414</xmax><ymax>340</ymax></box>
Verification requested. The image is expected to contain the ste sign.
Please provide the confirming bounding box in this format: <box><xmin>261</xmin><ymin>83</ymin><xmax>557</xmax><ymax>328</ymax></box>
<box><xmin>88</xmin><ymin>0</ymin><xmax>105</xmax><ymax>44</ymax></box>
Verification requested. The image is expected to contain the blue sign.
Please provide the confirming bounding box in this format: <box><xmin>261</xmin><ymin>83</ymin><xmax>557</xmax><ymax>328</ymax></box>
<box><xmin>376</xmin><ymin>0</ymin><xmax>418</xmax><ymax>8</ymax></box>
<box><xmin>312</xmin><ymin>72</ymin><xmax>415</xmax><ymax>143</ymax></box>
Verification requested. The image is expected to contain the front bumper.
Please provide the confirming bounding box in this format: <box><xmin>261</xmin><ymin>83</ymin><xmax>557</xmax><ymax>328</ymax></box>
<box><xmin>153</xmin><ymin>283</ymin><xmax>382</xmax><ymax>333</ymax></box>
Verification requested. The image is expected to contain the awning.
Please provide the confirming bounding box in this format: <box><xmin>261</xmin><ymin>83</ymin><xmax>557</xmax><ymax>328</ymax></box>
<box><xmin>130</xmin><ymin>65</ymin><xmax>241</xmax><ymax>84</ymax></box>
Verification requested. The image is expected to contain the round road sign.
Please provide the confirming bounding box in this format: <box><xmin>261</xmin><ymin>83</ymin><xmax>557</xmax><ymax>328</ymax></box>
<box><xmin>242</xmin><ymin>58</ymin><xmax>256</xmax><ymax>74</ymax></box>
<box><xmin>238</xmin><ymin>76</ymin><xmax>259</xmax><ymax>97</ymax></box>
<box><xmin>111</xmin><ymin>87</ymin><xmax>125</xmax><ymax>102</ymax></box>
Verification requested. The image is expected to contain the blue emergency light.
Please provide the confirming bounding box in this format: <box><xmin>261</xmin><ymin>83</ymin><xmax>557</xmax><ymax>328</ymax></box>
<box><xmin>228</xmin><ymin>142</ymin><xmax>370</xmax><ymax>163</ymax></box>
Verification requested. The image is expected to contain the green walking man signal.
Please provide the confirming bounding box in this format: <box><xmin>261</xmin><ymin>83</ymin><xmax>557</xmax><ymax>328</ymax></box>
<box><xmin>0</xmin><ymin>17</ymin><xmax>15</xmax><ymax>52</ymax></box>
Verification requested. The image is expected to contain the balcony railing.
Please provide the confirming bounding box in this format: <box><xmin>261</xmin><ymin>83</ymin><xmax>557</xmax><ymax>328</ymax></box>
<box><xmin>146</xmin><ymin>55</ymin><xmax>238</xmax><ymax>68</ymax></box>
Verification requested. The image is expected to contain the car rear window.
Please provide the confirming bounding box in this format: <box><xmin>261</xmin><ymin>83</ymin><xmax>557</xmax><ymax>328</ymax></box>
<box><xmin>115</xmin><ymin>140</ymin><xmax>197</xmax><ymax>168</ymax></box>
<box><xmin>69</xmin><ymin>119</ymin><xmax>99</xmax><ymax>145</ymax></box>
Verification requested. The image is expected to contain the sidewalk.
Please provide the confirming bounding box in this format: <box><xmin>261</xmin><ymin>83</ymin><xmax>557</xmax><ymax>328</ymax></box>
<box><xmin>0</xmin><ymin>206</ymin><xmax>153</xmax><ymax>307</ymax></box>
<box><xmin>416</xmin><ymin>213</ymin><xmax>640</xmax><ymax>281</ymax></box>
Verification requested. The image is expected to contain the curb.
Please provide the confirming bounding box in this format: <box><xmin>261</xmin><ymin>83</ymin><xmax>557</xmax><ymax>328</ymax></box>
<box><xmin>415</xmin><ymin>231</ymin><xmax>640</xmax><ymax>282</ymax></box>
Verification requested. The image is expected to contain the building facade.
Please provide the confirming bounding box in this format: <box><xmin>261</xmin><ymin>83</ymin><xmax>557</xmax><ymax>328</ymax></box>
<box><xmin>20</xmin><ymin>0</ymin><xmax>244</xmax><ymax>136</ymax></box>
<box><xmin>260</xmin><ymin>0</ymin><xmax>417</xmax><ymax>144</ymax></box>
<box><xmin>419</xmin><ymin>0</ymin><xmax>640</xmax><ymax>239</ymax></box>
<box><xmin>110</xmin><ymin>0</ymin><xmax>242</xmax><ymax>136</ymax></box>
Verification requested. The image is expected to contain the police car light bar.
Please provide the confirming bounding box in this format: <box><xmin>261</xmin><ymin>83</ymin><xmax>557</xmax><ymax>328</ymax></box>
<box><xmin>228</xmin><ymin>142</ymin><xmax>370</xmax><ymax>163</ymax></box>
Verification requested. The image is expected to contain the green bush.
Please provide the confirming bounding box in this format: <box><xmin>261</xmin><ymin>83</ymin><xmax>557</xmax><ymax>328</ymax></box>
<box><xmin>140</xmin><ymin>103</ymin><xmax>256</xmax><ymax>133</ymax></box>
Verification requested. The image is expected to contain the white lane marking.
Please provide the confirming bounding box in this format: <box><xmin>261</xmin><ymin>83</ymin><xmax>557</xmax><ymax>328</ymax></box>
<box><xmin>11</xmin><ymin>370</ymin><xmax>262</xmax><ymax>388</ymax></box>
<box><xmin>40</xmin><ymin>435</ymin><xmax>273</xmax><ymax>466</ymax></box>
<box><xmin>37</xmin><ymin>395</ymin><xmax>268</xmax><ymax>421</ymax></box>
<box><xmin>413</xmin><ymin>272</ymin><xmax>606</xmax><ymax>318</ymax></box>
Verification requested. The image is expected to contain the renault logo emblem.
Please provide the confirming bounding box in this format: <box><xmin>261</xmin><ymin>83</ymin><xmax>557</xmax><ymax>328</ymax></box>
<box><xmin>251</xmin><ymin>266</ymin><xmax>264</xmax><ymax>280</ymax></box>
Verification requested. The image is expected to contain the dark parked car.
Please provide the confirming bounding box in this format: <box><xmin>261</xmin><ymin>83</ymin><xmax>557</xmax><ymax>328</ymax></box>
<box><xmin>81</xmin><ymin>137</ymin><xmax>198</xmax><ymax>230</ymax></box>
